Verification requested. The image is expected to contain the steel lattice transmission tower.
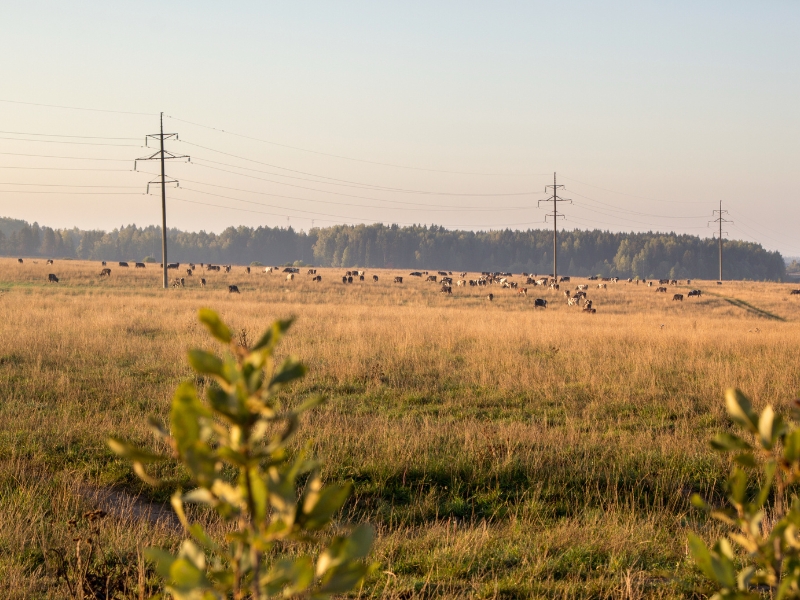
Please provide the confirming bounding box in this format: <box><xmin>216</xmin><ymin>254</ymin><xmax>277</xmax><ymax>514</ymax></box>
<box><xmin>709</xmin><ymin>200</ymin><xmax>732</xmax><ymax>283</ymax></box>
<box><xmin>135</xmin><ymin>112</ymin><xmax>190</xmax><ymax>289</ymax></box>
<box><xmin>539</xmin><ymin>172</ymin><xmax>571</xmax><ymax>281</ymax></box>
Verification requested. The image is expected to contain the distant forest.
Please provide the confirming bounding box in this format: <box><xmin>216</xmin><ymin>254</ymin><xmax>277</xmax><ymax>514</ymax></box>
<box><xmin>0</xmin><ymin>217</ymin><xmax>786</xmax><ymax>281</ymax></box>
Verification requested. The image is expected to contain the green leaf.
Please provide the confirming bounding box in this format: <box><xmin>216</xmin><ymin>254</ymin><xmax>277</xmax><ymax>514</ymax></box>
<box><xmin>690</xmin><ymin>493</ymin><xmax>708</xmax><ymax>510</ymax></box>
<box><xmin>187</xmin><ymin>349</ymin><xmax>225</xmax><ymax>379</ymax></box>
<box><xmin>728</xmin><ymin>468</ymin><xmax>748</xmax><ymax>506</ymax></box>
<box><xmin>710</xmin><ymin>432</ymin><xmax>752</xmax><ymax>452</ymax></box>
<box><xmin>144</xmin><ymin>548</ymin><xmax>177</xmax><ymax>580</ymax></box>
<box><xmin>758</xmin><ymin>406</ymin><xmax>785</xmax><ymax>450</ymax></box>
<box><xmin>262</xmin><ymin>556</ymin><xmax>314</xmax><ymax>597</ymax></box>
<box><xmin>170</xmin><ymin>382</ymin><xmax>209</xmax><ymax>454</ymax></box>
<box><xmin>198</xmin><ymin>308</ymin><xmax>232</xmax><ymax>344</ymax></box>
<box><xmin>785</xmin><ymin>430</ymin><xmax>800</xmax><ymax>463</ymax></box>
<box><xmin>248</xmin><ymin>467</ymin><xmax>268</xmax><ymax>524</ymax></box>
<box><xmin>301</xmin><ymin>482</ymin><xmax>352</xmax><ymax>531</ymax></box>
<box><xmin>251</xmin><ymin>318</ymin><xmax>294</xmax><ymax>352</ymax></box>
<box><xmin>725</xmin><ymin>388</ymin><xmax>758</xmax><ymax>434</ymax></box>
<box><xmin>270</xmin><ymin>357</ymin><xmax>307</xmax><ymax>388</ymax></box>
<box><xmin>107</xmin><ymin>438</ymin><xmax>165</xmax><ymax>464</ymax></box>
<box><xmin>733</xmin><ymin>452</ymin><xmax>757</xmax><ymax>468</ymax></box>
<box><xmin>316</xmin><ymin>524</ymin><xmax>374</xmax><ymax>577</ymax></box>
<box><xmin>756</xmin><ymin>460</ymin><xmax>777</xmax><ymax>508</ymax></box>
<box><xmin>315</xmin><ymin>561</ymin><xmax>373</xmax><ymax>596</ymax></box>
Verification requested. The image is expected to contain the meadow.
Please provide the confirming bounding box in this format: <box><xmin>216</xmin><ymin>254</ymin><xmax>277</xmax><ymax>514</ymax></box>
<box><xmin>1</xmin><ymin>257</ymin><xmax>799</xmax><ymax>598</ymax></box>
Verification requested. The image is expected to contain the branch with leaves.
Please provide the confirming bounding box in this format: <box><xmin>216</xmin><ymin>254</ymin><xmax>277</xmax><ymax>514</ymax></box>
<box><xmin>110</xmin><ymin>308</ymin><xmax>375</xmax><ymax>599</ymax></box>
<box><xmin>690</xmin><ymin>389</ymin><xmax>800</xmax><ymax>599</ymax></box>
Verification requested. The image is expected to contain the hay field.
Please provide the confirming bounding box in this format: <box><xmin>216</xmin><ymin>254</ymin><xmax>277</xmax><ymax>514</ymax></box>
<box><xmin>1</xmin><ymin>258</ymin><xmax>800</xmax><ymax>598</ymax></box>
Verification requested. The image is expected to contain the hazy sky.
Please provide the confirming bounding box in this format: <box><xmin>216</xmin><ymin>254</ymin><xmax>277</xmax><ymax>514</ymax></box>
<box><xmin>1</xmin><ymin>2</ymin><xmax>798</xmax><ymax>255</ymax></box>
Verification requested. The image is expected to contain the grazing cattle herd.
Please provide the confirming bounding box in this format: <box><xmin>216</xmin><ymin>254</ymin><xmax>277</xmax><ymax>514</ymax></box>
<box><xmin>12</xmin><ymin>259</ymin><xmax>800</xmax><ymax>314</ymax></box>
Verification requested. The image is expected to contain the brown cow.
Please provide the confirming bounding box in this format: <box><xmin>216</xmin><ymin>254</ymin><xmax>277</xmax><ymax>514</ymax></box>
<box><xmin>673</xmin><ymin>294</ymin><xmax>684</xmax><ymax>302</ymax></box>
<box><xmin>394</xmin><ymin>276</ymin><xmax>403</xmax><ymax>283</ymax></box>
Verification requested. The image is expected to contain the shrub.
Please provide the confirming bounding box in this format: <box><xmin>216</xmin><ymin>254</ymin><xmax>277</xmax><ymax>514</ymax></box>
<box><xmin>144</xmin><ymin>256</ymin><xmax>156</xmax><ymax>263</ymax></box>
<box><xmin>690</xmin><ymin>389</ymin><xmax>800</xmax><ymax>598</ymax></box>
<box><xmin>109</xmin><ymin>309</ymin><xmax>375</xmax><ymax>599</ymax></box>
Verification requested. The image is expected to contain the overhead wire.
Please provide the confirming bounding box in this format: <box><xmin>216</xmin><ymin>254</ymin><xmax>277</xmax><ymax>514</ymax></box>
<box><xmin>146</xmin><ymin>174</ymin><xmax>537</xmax><ymax>212</ymax></box>
<box><xmin>0</xmin><ymin>130</ymin><xmax>140</xmax><ymax>140</ymax></box>
<box><xmin>0</xmin><ymin>152</ymin><xmax>133</xmax><ymax>162</ymax></box>
<box><xmin>0</xmin><ymin>135</ymin><xmax>143</xmax><ymax>147</ymax></box>
<box><xmin>166</xmin><ymin>113</ymin><xmax>540</xmax><ymax>176</ymax></box>
<box><xmin>0</xmin><ymin>98</ymin><xmax>156</xmax><ymax>116</ymax></box>
<box><xmin>180</xmin><ymin>140</ymin><xmax>545</xmax><ymax>196</ymax></box>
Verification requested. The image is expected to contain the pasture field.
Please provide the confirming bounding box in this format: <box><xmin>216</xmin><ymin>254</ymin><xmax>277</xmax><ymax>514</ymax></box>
<box><xmin>1</xmin><ymin>258</ymin><xmax>800</xmax><ymax>598</ymax></box>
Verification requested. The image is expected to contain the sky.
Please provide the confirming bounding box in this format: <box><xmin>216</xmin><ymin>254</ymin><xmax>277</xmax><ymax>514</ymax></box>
<box><xmin>0</xmin><ymin>1</ymin><xmax>798</xmax><ymax>255</ymax></box>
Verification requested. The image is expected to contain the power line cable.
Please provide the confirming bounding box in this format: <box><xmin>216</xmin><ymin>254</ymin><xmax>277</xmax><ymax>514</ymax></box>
<box><xmin>165</xmin><ymin>114</ymin><xmax>540</xmax><ymax>176</ymax></box>
<box><xmin>0</xmin><ymin>130</ymin><xmax>140</xmax><ymax>140</ymax></box>
<box><xmin>568</xmin><ymin>189</ymin><xmax>709</xmax><ymax>219</ymax></box>
<box><xmin>0</xmin><ymin>135</ymin><xmax>143</xmax><ymax>147</ymax></box>
<box><xmin>0</xmin><ymin>182</ymin><xmax>141</xmax><ymax>188</ymax></box>
<box><xmin>560</xmin><ymin>174</ymin><xmax>701</xmax><ymax>204</ymax></box>
<box><xmin>0</xmin><ymin>152</ymin><xmax>132</xmax><ymax>162</ymax></box>
<box><xmin>0</xmin><ymin>98</ymin><xmax>155</xmax><ymax>116</ymax></box>
<box><xmin>0</xmin><ymin>166</ymin><xmax>134</xmax><ymax>172</ymax></box>
<box><xmin>180</xmin><ymin>141</ymin><xmax>545</xmax><ymax>195</ymax></box>
<box><xmin>152</xmin><ymin>175</ymin><xmax>535</xmax><ymax>212</ymax></box>
<box><xmin>191</xmin><ymin>158</ymin><xmax>540</xmax><ymax>197</ymax></box>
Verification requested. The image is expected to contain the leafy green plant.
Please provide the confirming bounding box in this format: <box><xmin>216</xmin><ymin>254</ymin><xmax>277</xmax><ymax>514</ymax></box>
<box><xmin>690</xmin><ymin>388</ymin><xmax>800</xmax><ymax>599</ymax></box>
<box><xmin>109</xmin><ymin>309</ymin><xmax>375</xmax><ymax>599</ymax></box>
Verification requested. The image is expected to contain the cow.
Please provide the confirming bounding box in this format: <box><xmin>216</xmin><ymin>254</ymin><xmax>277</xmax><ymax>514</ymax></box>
<box><xmin>519</xmin><ymin>288</ymin><xmax>528</xmax><ymax>296</ymax></box>
<box><xmin>224</xmin><ymin>265</ymin><xmax>231</xmax><ymax>273</ymax></box>
<box><xmin>200</xmin><ymin>278</ymin><xmax>206</xmax><ymax>287</ymax></box>
<box><xmin>673</xmin><ymin>294</ymin><xmax>684</xmax><ymax>302</ymax></box>
<box><xmin>48</xmin><ymin>274</ymin><xmax>59</xmax><ymax>283</ymax></box>
<box><xmin>17</xmin><ymin>258</ymin><xmax>22</xmax><ymax>263</ymax></box>
<box><xmin>313</xmin><ymin>275</ymin><xmax>322</xmax><ymax>282</ymax></box>
<box><xmin>245</xmin><ymin>267</ymin><xmax>251</xmax><ymax>274</ymax></box>
<box><xmin>670</xmin><ymin>279</ymin><xmax>678</xmax><ymax>286</ymax></box>
<box><xmin>460</xmin><ymin>272</ymin><xmax>467</xmax><ymax>278</ymax></box>
<box><xmin>717</xmin><ymin>281</ymin><xmax>723</xmax><ymax>285</ymax></box>
<box><xmin>189</xmin><ymin>263</ymin><xmax>196</xmax><ymax>270</ymax></box>
<box><xmin>171</xmin><ymin>278</ymin><xmax>185</xmax><ymax>288</ymax></box>
<box><xmin>168</xmin><ymin>263</ymin><xmax>179</xmax><ymax>269</ymax></box>
<box><xmin>441</xmin><ymin>277</ymin><xmax>453</xmax><ymax>285</ymax></box>
<box><xmin>373</xmin><ymin>275</ymin><xmax>379</xmax><ymax>282</ymax></box>
<box><xmin>559</xmin><ymin>276</ymin><xmax>571</xmax><ymax>283</ymax></box>
<box><xmin>426</xmin><ymin>275</ymin><xmax>437</xmax><ymax>282</ymax></box>
<box><xmin>99</xmin><ymin>268</ymin><xmax>111</xmax><ymax>277</ymax></box>
<box><xmin>342</xmin><ymin>276</ymin><xmax>348</xmax><ymax>284</ymax></box>
<box><xmin>228</xmin><ymin>285</ymin><xmax>240</xmax><ymax>294</ymax></box>
<box><xmin>186</xmin><ymin>268</ymin><xmax>193</xmax><ymax>276</ymax></box>
<box><xmin>410</xmin><ymin>272</ymin><xmax>422</xmax><ymax>277</ymax></box>
<box><xmin>135</xmin><ymin>262</ymin><xmax>146</xmax><ymax>268</ymax></box>
<box><xmin>357</xmin><ymin>270</ymin><xmax>365</xmax><ymax>277</ymax></box>
<box><xmin>359</xmin><ymin>275</ymin><xmax>365</xmax><ymax>281</ymax></box>
<box><xmin>119</xmin><ymin>261</ymin><xmax>129</xmax><ymax>267</ymax></box>
<box><xmin>438</xmin><ymin>271</ymin><xmax>447</xmax><ymax>276</ymax></box>
<box><xmin>610</xmin><ymin>277</ymin><xmax>619</xmax><ymax>283</ymax></box>
<box><xmin>597</xmin><ymin>283</ymin><xmax>607</xmax><ymax>289</ymax></box>
<box><xmin>307</xmin><ymin>269</ymin><xmax>317</xmax><ymax>275</ymax></box>
<box><xmin>688</xmin><ymin>289</ymin><xmax>702</xmax><ymax>297</ymax></box>
<box><xmin>286</xmin><ymin>273</ymin><xmax>295</xmax><ymax>281</ymax></box>
<box><xmin>264</xmin><ymin>267</ymin><xmax>273</xmax><ymax>273</ymax></box>
<box><xmin>567</xmin><ymin>296</ymin><xmax>580</xmax><ymax>306</ymax></box>
<box><xmin>583</xmin><ymin>307</ymin><xmax>597</xmax><ymax>314</ymax></box>
<box><xmin>687</xmin><ymin>279</ymin><xmax>692</xmax><ymax>285</ymax></box>
<box><xmin>647</xmin><ymin>281</ymin><xmax>653</xmax><ymax>287</ymax></box>
<box><xmin>440</xmin><ymin>285</ymin><xmax>452</xmax><ymax>294</ymax></box>
<box><xmin>283</xmin><ymin>267</ymin><xmax>297</xmax><ymax>273</ymax></box>
<box><xmin>577</xmin><ymin>284</ymin><xmax>588</xmax><ymax>291</ymax></box>
<box><xmin>549</xmin><ymin>283</ymin><xmax>560</xmax><ymax>291</ymax></box>
<box><xmin>656</xmin><ymin>287</ymin><xmax>668</xmax><ymax>293</ymax></box>
<box><xmin>394</xmin><ymin>276</ymin><xmax>403</xmax><ymax>283</ymax></box>
<box><xmin>347</xmin><ymin>276</ymin><xmax>353</xmax><ymax>284</ymax></box>
<box><xmin>101</xmin><ymin>261</ymin><xmax>107</xmax><ymax>266</ymax></box>
<box><xmin>457</xmin><ymin>280</ymin><xmax>466</xmax><ymax>287</ymax></box>
<box><xmin>46</xmin><ymin>259</ymin><xmax>54</xmax><ymax>265</ymax></box>
<box><xmin>534</xmin><ymin>298</ymin><xmax>547</xmax><ymax>309</ymax></box>
<box><xmin>659</xmin><ymin>279</ymin><xmax>669</xmax><ymax>285</ymax></box>
<box><xmin>790</xmin><ymin>290</ymin><xmax>800</xmax><ymax>295</ymax></box>
<box><xmin>487</xmin><ymin>293</ymin><xmax>494</xmax><ymax>301</ymax></box>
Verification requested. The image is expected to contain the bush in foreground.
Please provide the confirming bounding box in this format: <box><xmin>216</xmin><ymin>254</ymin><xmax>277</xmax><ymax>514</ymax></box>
<box><xmin>110</xmin><ymin>308</ymin><xmax>374</xmax><ymax>599</ymax></box>
<box><xmin>691</xmin><ymin>389</ymin><xmax>800</xmax><ymax>598</ymax></box>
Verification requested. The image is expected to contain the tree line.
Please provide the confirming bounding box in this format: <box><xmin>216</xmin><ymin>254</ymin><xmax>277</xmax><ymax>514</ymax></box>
<box><xmin>0</xmin><ymin>217</ymin><xmax>786</xmax><ymax>280</ymax></box>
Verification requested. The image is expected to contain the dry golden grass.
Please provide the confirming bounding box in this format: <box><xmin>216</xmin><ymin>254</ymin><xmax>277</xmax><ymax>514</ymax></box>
<box><xmin>1</xmin><ymin>258</ymin><xmax>799</xmax><ymax>598</ymax></box>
